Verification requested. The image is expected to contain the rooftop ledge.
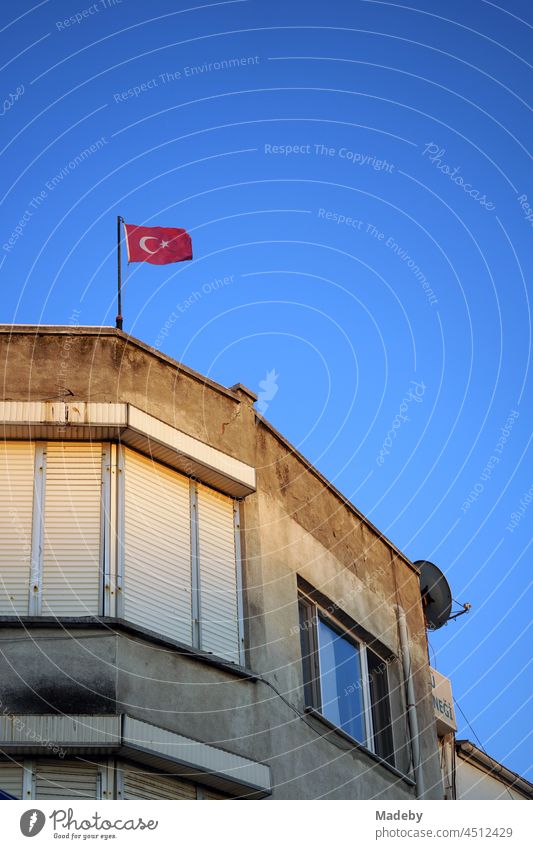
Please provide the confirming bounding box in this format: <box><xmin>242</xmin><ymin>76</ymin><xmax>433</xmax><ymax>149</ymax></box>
<box><xmin>0</xmin><ymin>400</ymin><xmax>256</xmax><ymax>498</ymax></box>
<box><xmin>0</xmin><ymin>324</ymin><xmax>241</xmax><ymax>403</ymax></box>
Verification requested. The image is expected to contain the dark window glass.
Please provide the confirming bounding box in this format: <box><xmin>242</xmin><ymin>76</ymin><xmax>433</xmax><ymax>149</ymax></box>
<box><xmin>367</xmin><ymin>647</ymin><xmax>395</xmax><ymax>765</ymax></box>
<box><xmin>317</xmin><ymin>616</ymin><xmax>365</xmax><ymax>743</ymax></box>
<box><xmin>298</xmin><ymin>599</ymin><xmax>319</xmax><ymax>708</ymax></box>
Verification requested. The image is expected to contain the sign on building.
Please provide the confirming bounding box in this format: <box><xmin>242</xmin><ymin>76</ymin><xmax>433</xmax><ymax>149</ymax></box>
<box><xmin>430</xmin><ymin>667</ymin><xmax>457</xmax><ymax>735</ymax></box>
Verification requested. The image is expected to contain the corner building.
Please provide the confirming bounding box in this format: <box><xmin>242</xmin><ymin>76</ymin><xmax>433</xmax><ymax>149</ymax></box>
<box><xmin>0</xmin><ymin>325</ymin><xmax>442</xmax><ymax>800</ymax></box>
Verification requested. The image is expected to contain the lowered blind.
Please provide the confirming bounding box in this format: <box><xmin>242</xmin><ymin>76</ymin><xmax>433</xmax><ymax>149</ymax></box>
<box><xmin>34</xmin><ymin>759</ymin><xmax>100</xmax><ymax>799</ymax></box>
<box><xmin>41</xmin><ymin>443</ymin><xmax>103</xmax><ymax>616</ymax></box>
<box><xmin>0</xmin><ymin>440</ymin><xmax>244</xmax><ymax>648</ymax></box>
<box><xmin>197</xmin><ymin>484</ymin><xmax>239</xmax><ymax>663</ymax></box>
<box><xmin>0</xmin><ymin>442</ymin><xmax>34</xmax><ymax>615</ymax></box>
<box><xmin>123</xmin><ymin>449</ymin><xmax>192</xmax><ymax>645</ymax></box>
<box><xmin>0</xmin><ymin>761</ymin><xmax>24</xmax><ymax>798</ymax></box>
<box><xmin>122</xmin><ymin>763</ymin><xmax>196</xmax><ymax>800</ymax></box>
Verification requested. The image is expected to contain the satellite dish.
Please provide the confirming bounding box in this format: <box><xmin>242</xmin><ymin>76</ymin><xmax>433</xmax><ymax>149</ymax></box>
<box><xmin>415</xmin><ymin>560</ymin><xmax>453</xmax><ymax>630</ymax></box>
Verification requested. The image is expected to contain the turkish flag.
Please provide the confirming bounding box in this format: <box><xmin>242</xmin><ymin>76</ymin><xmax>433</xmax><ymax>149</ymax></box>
<box><xmin>124</xmin><ymin>223</ymin><xmax>192</xmax><ymax>265</ymax></box>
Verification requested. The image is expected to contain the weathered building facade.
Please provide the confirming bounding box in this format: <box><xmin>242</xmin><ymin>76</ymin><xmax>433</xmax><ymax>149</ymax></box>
<box><xmin>0</xmin><ymin>325</ymin><xmax>442</xmax><ymax>800</ymax></box>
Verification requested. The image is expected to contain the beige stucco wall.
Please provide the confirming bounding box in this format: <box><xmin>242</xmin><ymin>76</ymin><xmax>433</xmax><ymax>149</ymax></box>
<box><xmin>456</xmin><ymin>758</ymin><xmax>528</xmax><ymax>801</ymax></box>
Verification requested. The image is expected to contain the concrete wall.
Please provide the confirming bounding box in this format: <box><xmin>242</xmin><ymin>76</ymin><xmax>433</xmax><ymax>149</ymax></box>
<box><xmin>0</xmin><ymin>326</ymin><xmax>256</xmax><ymax>466</ymax></box>
<box><xmin>0</xmin><ymin>326</ymin><xmax>442</xmax><ymax>799</ymax></box>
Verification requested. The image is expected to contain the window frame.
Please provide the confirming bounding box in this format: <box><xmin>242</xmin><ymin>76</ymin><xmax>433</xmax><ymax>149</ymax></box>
<box><xmin>298</xmin><ymin>589</ymin><xmax>395</xmax><ymax>765</ymax></box>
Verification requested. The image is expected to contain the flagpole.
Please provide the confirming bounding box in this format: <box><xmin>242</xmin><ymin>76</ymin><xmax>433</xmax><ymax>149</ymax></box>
<box><xmin>116</xmin><ymin>215</ymin><xmax>123</xmax><ymax>330</ymax></box>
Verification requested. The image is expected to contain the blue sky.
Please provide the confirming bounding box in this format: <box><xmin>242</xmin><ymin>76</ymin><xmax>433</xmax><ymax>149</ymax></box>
<box><xmin>1</xmin><ymin>0</ymin><xmax>532</xmax><ymax>781</ymax></box>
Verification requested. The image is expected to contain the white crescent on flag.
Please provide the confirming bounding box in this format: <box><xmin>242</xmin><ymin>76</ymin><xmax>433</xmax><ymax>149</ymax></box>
<box><xmin>139</xmin><ymin>235</ymin><xmax>160</xmax><ymax>254</ymax></box>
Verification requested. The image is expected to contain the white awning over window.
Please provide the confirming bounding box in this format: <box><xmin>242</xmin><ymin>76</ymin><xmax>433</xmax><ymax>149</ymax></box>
<box><xmin>0</xmin><ymin>401</ymin><xmax>255</xmax><ymax>497</ymax></box>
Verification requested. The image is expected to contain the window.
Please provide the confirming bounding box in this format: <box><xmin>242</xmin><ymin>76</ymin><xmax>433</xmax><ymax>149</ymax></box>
<box><xmin>0</xmin><ymin>758</ymin><xmax>231</xmax><ymax>800</ymax></box>
<box><xmin>299</xmin><ymin>591</ymin><xmax>395</xmax><ymax>765</ymax></box>
<box><xmin>122</xmin><ymin>448</ymin><xmax>243</xmax><ymax>664</ymax></box>
<box><xmin>0</xmin><ymin>441</ymin><xmax>244</xmax><ymax>666</ymax></box>
<box><xmin>0</xmin><ymin>441</ymin><xmax>104</xmax><ymax>617</ymax></box>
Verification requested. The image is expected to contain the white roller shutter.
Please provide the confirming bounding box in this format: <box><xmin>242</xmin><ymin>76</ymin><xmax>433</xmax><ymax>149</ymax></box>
<box><xmin>0</xmin><ymin>442</ymin><xmax>34</xmax><ymax>615</ymax></box>
<box><xmin>41</xmin><ymin>443</ymin><xmax>103</xmax><ymax>616</ymax></box>
<box><xmin>122</xmin><ymin>763</ymin><xmax>196</xmax><ymax>800</ymax></box>
<box><xmin>197</xmin><ymin>484</ymin><xmax>239</xmax><ymax>663</ymax></box>
<box><xmin>34</xmin><ymin>759</ymin><xmax>100</xmax><ymax>799</ymax></box>
<box><xmin>123</xmin><ymin>449</ymin><xmax>192</xmax><ymax>644</ymax></box>
<box><xmin>0</xmin><ymin>761</ymin><xmax>24</xmax><ymax>798</ymax></box>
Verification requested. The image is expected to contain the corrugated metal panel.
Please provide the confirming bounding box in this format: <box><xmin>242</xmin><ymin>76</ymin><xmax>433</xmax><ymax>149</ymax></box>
<box><xmin>122</xmin><ymin>763</ymin><xmax>196</xmax><ymax>800</ymax></box>
<box><xmin>0</xmin><ymin>426</ymin><xmax>122</xmax><ymax>440</ymax></box>
<box><xmin>0</xmin><ymin>401</ymin><xmax>47</xmax><ymax>421</ymax></box>
<box><xmin>0</xmin><ymin>442</ymin><xmax>34</xmax><ymax>615</ymax></box>
<box><xmin>85</xmin><ymin>403</ymin><xmax>127</xmax><ymax>425</ymax></box>
<box><xmin>0</xmin><ymin>762</ymin><xmax>23</xmax><ymax>798</ymax></box>
<box><xmin>123</xmin><ymin>717</ymin><xmax>271</xmax><ymax>794</ymax></box>
<box><xmin>41</xmin><ymin>443</ymin><xmax>103</xmax><ymax>616</ymax></box>
<box><xmin>34</xmin><ymin>759</ymin><xmax>100</xmax><ymax>799</ymax></box>
<box><xmin>0</xmin><ymin>714</ymin><xmax>121</xmax><ymax>746</ymax></box>
<box><xmin>124</xmin><ymin>449</ymin><xmax>192</xmax><ymax>644</ymax></box>
<box><xmin>197</xmin><ymin>484</ymin><xmax>239</xmax><ymax>663</ymax></box>
<box><xmin>0</xmin><ymin>401</ymin><xmax>127</xmax><ymax>426</ymax></box>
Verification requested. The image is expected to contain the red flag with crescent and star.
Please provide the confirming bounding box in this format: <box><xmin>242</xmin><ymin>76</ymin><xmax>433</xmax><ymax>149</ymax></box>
<box><xmin>124</xmin><ymin>223</ymin><xmax>192</xmax><ymax>265</ymax></box>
